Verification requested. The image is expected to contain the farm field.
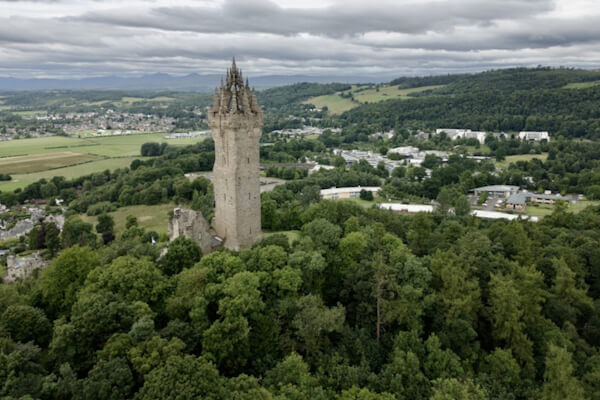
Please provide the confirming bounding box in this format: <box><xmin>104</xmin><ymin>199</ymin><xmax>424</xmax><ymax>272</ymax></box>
<box><xmin>80</xmin><ymin>203</ymin><xmax>175</xmax><ymax>235</ymax></box>
<box><xmin>0</xmin><ymin>157</ymin><xmax>140</xmax><ymax>191</ymax></box>
<box><xmin>0</xmin><ymin>133</ymin><xmax>203</xmax><ymax>158</ymax></box>
<box><xmin>0</xmin><ymin>132</ymin><xmax>208</xmax><ymax>190</ymax></box>
<box><xmin>303</xmin><ymin>84</ymin><xmax>445</xmax><ymax>114</ymax></box>
<box><xmin>496</xmin><ymin>153</ymin><xmax>548</xmax><ymax>169</ymax></box>
<box><xmin>0</xmin><ymin>151</ymin><xmax>100</xmax><ymax>174</ymax></box>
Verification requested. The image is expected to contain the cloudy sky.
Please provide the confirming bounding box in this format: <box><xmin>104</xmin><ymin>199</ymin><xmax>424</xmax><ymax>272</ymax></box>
<box><xmin>1</xmin><ymin>0</ymin><xmax>599</xmax><ymax>79</ymax></box>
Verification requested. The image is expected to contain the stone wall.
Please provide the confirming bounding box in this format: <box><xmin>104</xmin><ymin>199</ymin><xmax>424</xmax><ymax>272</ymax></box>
<box><xmin>168</xmin><ymin>207</ymin><xmax>214</xmax><ymax>254</ymax></box>
<box><xmin>3</xmin><ymin>252</ymin><xmax>47</xmax><ymax>283</ymax></box>
<box><xmin>0</xmin><ymin>207</ymin><xmax>64</xmax><ymax>241</ymax></box>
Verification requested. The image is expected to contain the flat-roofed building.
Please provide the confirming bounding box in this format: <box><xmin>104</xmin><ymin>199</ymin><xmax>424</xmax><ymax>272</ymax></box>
<box><xmin>472</xmin><ymin>185</ymin><xmax>520</xmax><ymax>198</ymax></box>
<box><xmin>377</xmin><ymin>203</ymin><xmax>433</xmax><ymax>214</ymax></box>
<box><xmin>320</xmin><ymin>186</ymin><xmax>381</xmax><ymax>200</ymax></box>
<box><xmin>519</xmin><ymin>131</ymin><xmax>550</xmax><ymax>142</ymax></box>
<box><xmin>505</xmin><ymin>191</ymin><xmax>567</xmax><ymax>210</ymax></box>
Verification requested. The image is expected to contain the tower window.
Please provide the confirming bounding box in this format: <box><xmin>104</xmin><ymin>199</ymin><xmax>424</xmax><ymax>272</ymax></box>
<box><xmin>247</xmin><ymin>157</ymin><xmax>250</xmax><ymax>164</ymax></box>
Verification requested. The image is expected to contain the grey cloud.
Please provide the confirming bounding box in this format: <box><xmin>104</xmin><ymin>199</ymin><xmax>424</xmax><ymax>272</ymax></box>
<box><xmin>0</xmin><ymin>0</ymin><xmax>599</xmax><ymax>79</ymax></box>
<box><xmin>75</xmin><ymin>0</ymin><xmax>555</xmax><ymax>36</ymax></box>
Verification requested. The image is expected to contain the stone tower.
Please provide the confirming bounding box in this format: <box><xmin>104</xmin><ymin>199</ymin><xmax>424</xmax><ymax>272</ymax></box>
<box><xmin>208</xmin><ymin>59</ymin><xmax>263</xmax><ymax>251</ymax></box>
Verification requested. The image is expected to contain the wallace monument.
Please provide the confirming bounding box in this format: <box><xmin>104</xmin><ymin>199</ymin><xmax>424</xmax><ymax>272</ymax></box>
<box><xmin>169</xmin><ymin>59</ymin><xmax>263</xmax><ymax>252</ymax></box>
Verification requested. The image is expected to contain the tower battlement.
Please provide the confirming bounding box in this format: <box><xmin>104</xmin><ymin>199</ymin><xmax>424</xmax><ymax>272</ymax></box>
<box><xmin>209</xmin><ymin>59</ymin><xmax>263</xmax><ymax>251</ymax></box>
<box><xmin>208</xmin><ymin>58</ymin><xmax>263</xmax><ymax>121</ymax></box>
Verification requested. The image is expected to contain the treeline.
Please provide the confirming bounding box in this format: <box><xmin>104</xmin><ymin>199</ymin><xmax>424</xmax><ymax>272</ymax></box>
<box><xmin>389</xmin><ymin>73</ymin><xmax>469</xmax><ymax>88</ymax></box>
<box><xmin>435</xmin><ymin>67</ymin><xmax>600</xmax><ymax>94</ymax></box>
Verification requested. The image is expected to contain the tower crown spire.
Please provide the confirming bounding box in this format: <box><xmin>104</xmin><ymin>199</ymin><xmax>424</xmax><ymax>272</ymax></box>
<box><xmin>212</xmin><ymin>57</ymin><xmax>261</xmax><ymax>115</ymax></box>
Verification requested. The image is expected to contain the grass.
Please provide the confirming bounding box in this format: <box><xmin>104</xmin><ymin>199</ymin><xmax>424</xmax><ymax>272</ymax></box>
<box><xmin>353</xmin><ymin>84</ymin><xmax>445</xmax><ymax>103</ymax></box>
<box><xmin>0</xmin><ymin>157</ymin><xmax>139</xmax><ymax>191</ymax></box>
<box><xmin>303</xmin><ymin>84</ymin><xmax>446</xmax><ymax>114</ymax></box>
<box><xmin>0</xmin><ymin>133</ymin><xmax>204</xmax><ymax>158</ymax></box>
<box><xmin>11</xmin><ymin>110</ymin><xmax>47</xmax><ymax>117</ymax></box>
<box><xmin>303</xmin><ymin>94</ymin><xmax>357</xmax><ymax>114</ymax></box>
<box><xmin>0</xmin><ymin>133</ymin><xmax>209</xmax><ymax>191</ymax></box>
<box><xmin>80</xmin><ymin>203</ymin><xmax>175</xmax><ymax>235</ymax></box>
<box><xmin>0</xmin><ymin>151</ymin><xmax>100</xmax><ymax>174</ymax></box>
<box><xmin>264</xmin><ymin>230</ymin><xmax>301</xmax><ymax>243</ymax></box>
<box><xmin>562</xmin><ymin>81</ymin><xmax>600</xmax><ymax>89</ymax></box>
<box><xmin>524</xmin><ymin>200</ymin><xmax>598</xmax><ymax>217</ymax></box>
<box><xmin>496</xmin><ymin>153</ymin><xmax>548</xmax><ymax>169</ymax></box>
<box><xmin>120</xmin><ymin>96</ymin><xmax>175</xmax><ymax>103</ymax></box>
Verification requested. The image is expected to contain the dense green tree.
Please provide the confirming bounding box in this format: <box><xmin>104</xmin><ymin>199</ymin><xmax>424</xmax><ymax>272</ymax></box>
<box><xmin>136</xmin><ymin>355</ymin><xmax>228</xmax><ymax>400</ymax></box>
<box><xmin>40</xmin><ymin>246</ymin><xmax>100</xmax><ymax>318</ymax></box>
<box><xmin>158</xmin><ymin>236</ymin><xmax>201</xmax><ymax>276</ymax></box>
<box><xmin>61</xmin><ymin>217</ymin><xmax>96</xmax><ymax>248</ymax></box>
<box><xmin>1</xmin><ymin>305</ymin><xmax>52</xmax><ymax>346</ymax></box>
<box><xmin>541</xmin><ymin>345</ymin><xmax>585</xmax><ymax>400</ymax></box>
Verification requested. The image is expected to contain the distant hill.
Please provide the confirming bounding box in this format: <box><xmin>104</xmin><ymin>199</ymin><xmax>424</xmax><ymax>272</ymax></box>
<box><xmin>0</xmin><ymin>73</ymin><xmax>393</xmax><ymax>92</ymax></box>
<box><xmin>339</xmin><ymin>67</ymin><xmax>600</xmax><ymax>140</ymax></box>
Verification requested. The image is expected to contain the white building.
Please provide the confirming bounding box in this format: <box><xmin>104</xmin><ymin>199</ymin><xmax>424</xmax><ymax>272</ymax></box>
<box><xmin>464</xmin><ymin>131</ymin><xmax>487</xmax><ymax>145</ymax></box>
<box><xmin>435</xmin><ymin>129</ymin><xmax>486</xmax><ymax>144</ymax></box>
<box><xmin>470</xmin><ymin>210</ymin><xmax>538</xmax><ymax>222</ymax></box>
<box><xmin>388</xmin><ymin>146</ymin><xmax>420</xmax><ymax>156</ymax></box>
<box><xmin>519</xmin><ymin>131</ymin><xmax>550</xmax><ymax>142</ymax></box>
<box><xmin>378</xmin><ymin>203</ymin><xmax>434</xmax><ymax>214</ymax></box>
<box><xmin>309</xmin><ymin>164</ymin><xmax>335</xmax><ymax>174</ymax></box>
<box><xmin>320</xmin><ymin>186</ymin><xmax>381</xmax><ymax>200</ymax></box>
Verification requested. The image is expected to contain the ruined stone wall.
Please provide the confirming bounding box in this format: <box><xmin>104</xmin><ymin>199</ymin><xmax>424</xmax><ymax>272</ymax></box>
<box><xmin>168</xmin><ymin>207</ymin><xmax>213</xmax><ymax>254</ymax></box>
<box><xmin>3</xmin><ymin>252</ymin><xmax>47</xmax><ymax>283</ymax></box>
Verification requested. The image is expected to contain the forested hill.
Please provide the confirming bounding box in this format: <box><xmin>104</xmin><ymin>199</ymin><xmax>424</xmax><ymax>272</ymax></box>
<box><xmin>338</xmin><ymin>68</ymin><xmax>600</xmax><ymax>139</ymax></box>
<box><xmin>391</xmin><ymin>67</ymin><xmax>600</xmax><ymax>93</ymax></box>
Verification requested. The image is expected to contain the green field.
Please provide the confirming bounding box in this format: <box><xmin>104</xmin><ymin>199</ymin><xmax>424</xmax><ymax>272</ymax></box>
<box><xmin>80</xmin><ymin>203</ymin><xmax>175</xmax><ymax>235</ymax></box>
<box><xmin>0</xmin><ymin>151</ymin><xmax>100</xmax><ymax>174</ymax></box>
<box><xmin>264</xmin><ymin>230</ymin><xmax>301</xmax><ymax>242</ymax></box>
<box><xmin>353</xmin><ymin>84</ymin><xmax>445</xmax><ymax>103</ymax></box>
<box><xmin>525</xmin><ymin>200</ymin><xmax>598</xmax><ymax>217</ymax></box>
<box><xmin>303</xmin><ymin>94</ymin><xmax>357</xmax><ymax>114</ymax></box>
<box><xmin>0</xmin><ymin>157</ymin><xmax>140</xmax><ymax>191</ymax></box>
<box><xmin>0</xmin><ymin>133</ymin><xmax>208</xmax><ymax>191</ymax></box>
<box><xmin>303</xmin><ymin>84</ymin><xmax>445</xmax><ymax>114</ymax></box>
<box><xmin>496</xmin><ymin>153</ymin><xmax>548</xmax><ymax>169</ymax></box>
<box><xmin>562</xmin><ymin>80</ymin><xmax>600</xmax><ymax>89</ymax></box>
<box><xmin>0</xmin><ymin>133</ymin><xmax>203</xmax><ymax>158</ymax></box>
<box><xmin>120</xmin><ymin>96</ymin><xmax>175</xmax><ymax>103</ymax></box>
